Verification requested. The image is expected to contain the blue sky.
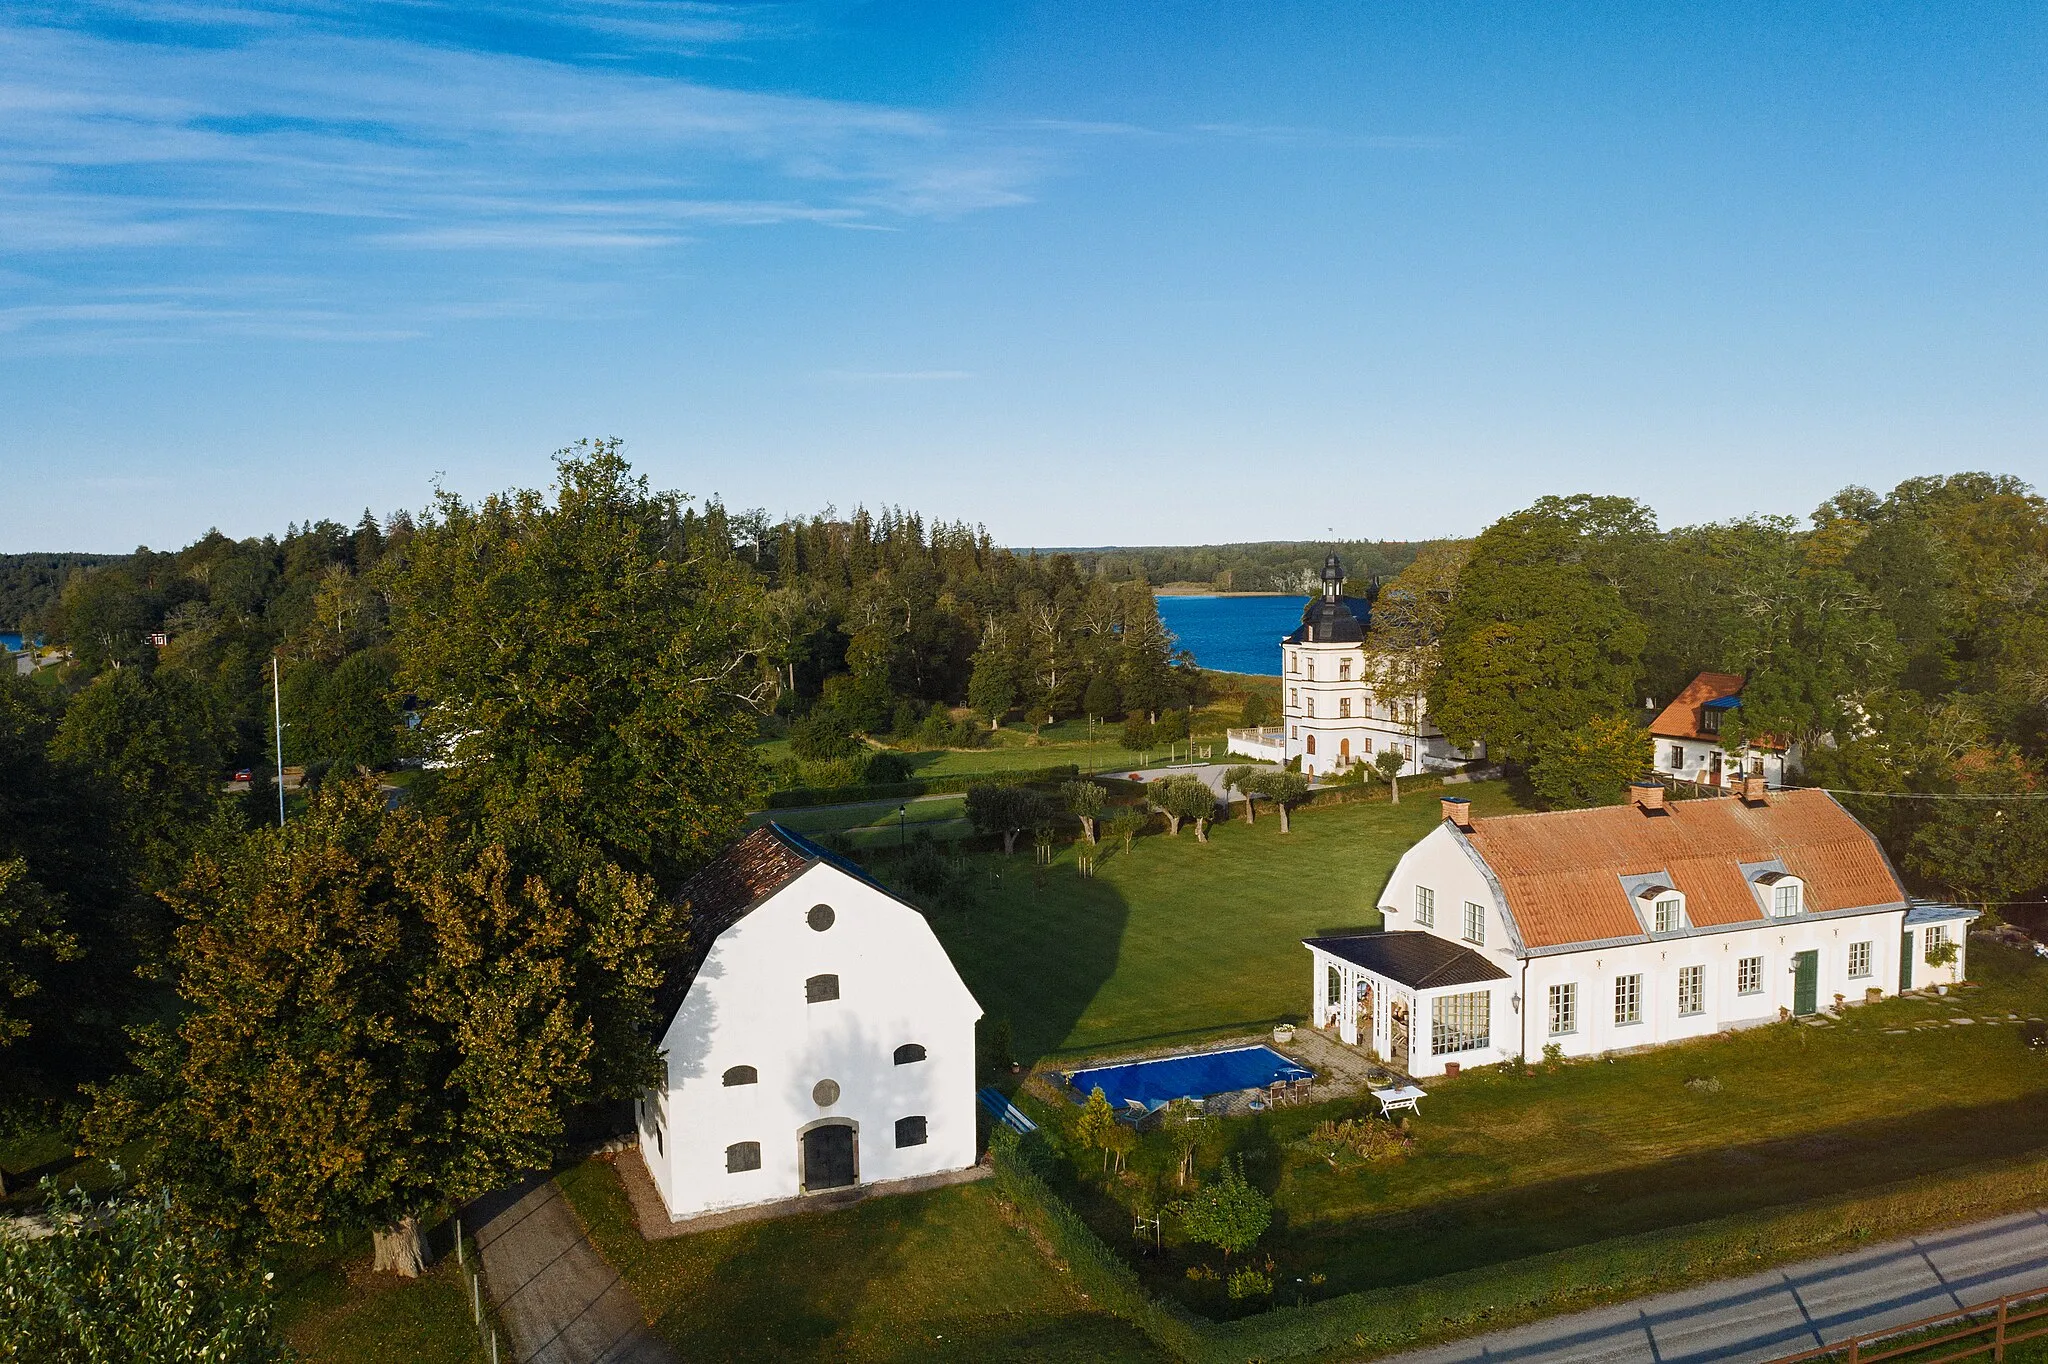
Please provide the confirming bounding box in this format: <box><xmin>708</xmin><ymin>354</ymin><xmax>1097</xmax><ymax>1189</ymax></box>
<box><xmin>3</xmin><ymin>2</ymin><xmax>2045</xmax><ymax>552</ymax></box>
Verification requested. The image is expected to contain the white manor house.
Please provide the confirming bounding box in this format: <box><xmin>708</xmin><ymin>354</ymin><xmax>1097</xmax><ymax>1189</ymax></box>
<box><xmin>1305</xmin><ymin>783</ymin><xmax>1976</xmax><ymax>1078</ymax></box>
<box><xmin>1228</xmin><ymin>553</ymin><xmax>1476</xmax><ymax>780</ymax></box>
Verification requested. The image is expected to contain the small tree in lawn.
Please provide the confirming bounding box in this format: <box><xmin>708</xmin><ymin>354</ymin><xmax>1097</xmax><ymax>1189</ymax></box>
<box><xmin>1239</xmin><ymin>692</ymin><xmax>1273</xmax><ymax>728</ymax></box>
<box><xmin>1248</xmin><ymin>770</ymin><xmax>1311</xmax><ymax>833</ymax></box>
<box><xmin>1151</xmin><ymin>775</ymin><xmax>1217</xmax><ymax>841</ymax></box>
<box><xmin>1061</xmin><ymin>780</ymin><xmax>1106</xmax><ymax>845</ymax></box>
<box><xmin>967</xmin><ymin>650</ymin><xmax>1018</xmax><ymax>731</ymax></box>
<box><xmin>1075</xmin><ymin>1085</ymin><xmax>1119</xmax><ymax>1170</ymax></box>
<box><xmin>1372</xmin><ymin>748</ymin><xmax>1408</xmax><ymax>803</ymax></box>
<box><xmin>1155</xmin><ymin>708</ymin><xmax>1190</xmax><ymax>749</ymax></box>
<box><xmin>1176</xmin><ymin>1157</ymin><xmax>1271</xmax><ymax>1262</ymax></box>
<box><xmin>965</xmin><ymin>782</ymin><xmax>1051</xmax><ymax>855</ymax></box>
<box><xmin>1103</xmin><ymin>806</ymin><xmax>1147</xmax><ymax>853</ymax></box>
<box><xmin>1222</xmin><ymin>765</ymin><xmax>1258</xmax><ymax>824</ymax></box>
<box><xmin>1103</xmin><ymin>1122</ymin><xmax>1137</xmax><ymax>1175</ymax></box>
<box><xmin>1120</xmin><ymin>712</ymin><xmax>1156</xmax><ymax>752</ymax></box>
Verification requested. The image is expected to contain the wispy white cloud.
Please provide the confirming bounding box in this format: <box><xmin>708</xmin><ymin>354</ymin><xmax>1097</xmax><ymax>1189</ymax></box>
<box><xmin>0</xmin><ymin>6</ymin><xmax>1050</xmax><ymax>342</ymax></box>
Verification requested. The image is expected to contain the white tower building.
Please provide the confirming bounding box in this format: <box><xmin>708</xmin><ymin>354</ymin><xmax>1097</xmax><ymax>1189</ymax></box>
<box><xmin>1280</xmin><ymin>553</ymin><xmax>1472</xmax><ymax>779</ymax></box>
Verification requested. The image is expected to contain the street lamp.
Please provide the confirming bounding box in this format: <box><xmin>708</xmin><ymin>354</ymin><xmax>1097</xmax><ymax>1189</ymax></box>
<box><xmin>898</xmin><ymin>804</ymin><xmax>908</xmax><ymax>851</ymax></box>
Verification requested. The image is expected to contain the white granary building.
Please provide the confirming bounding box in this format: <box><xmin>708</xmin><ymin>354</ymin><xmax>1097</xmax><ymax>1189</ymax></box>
<box><xmin>637</xmin><ymin>824</ymin><xmax>982</xmax><ymax>1222</ymax></box>
<box><xmin>1306</xmin><ymin>783</ymin><xmax>1976</xmax><ymax>1078</ymax></box>
<box><xmin>1266</xmin><ymin>553</ymin><xmax>1471</xmax><ymax>779</ymax></box>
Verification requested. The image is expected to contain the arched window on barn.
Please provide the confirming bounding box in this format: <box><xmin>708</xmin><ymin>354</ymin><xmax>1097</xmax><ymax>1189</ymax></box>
<box><xmin>722</xmin><ymin>1066</ymin><xmax>758</xmax><ymax>1087</ymax></box>
<box><xmin>892</xmin><ymin>1043</ymin><xmax>926</xmax><ymax>1065</ymax></box>
<box><xmin>726</xmin><ymin>1141</ymin><xmax>761</xmax><ymax>1173</ymax></box>
<box><xmin>806</xmin><ymin>973</ymin><xmax>840</xmax><ymax>1003</ymax></box>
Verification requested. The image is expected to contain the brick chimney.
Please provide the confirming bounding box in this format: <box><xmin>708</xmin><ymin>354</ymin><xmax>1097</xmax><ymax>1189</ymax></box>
<box><xmin>1441</xmin><ymin>796</ymin><xmax>1473</xmax><ymax>831</ymax></box>
<box><xmin>1631</xmin><ymin>782</ymin><xmax>1666</xmax><ymax>815</ymax></box>
<box><xmin>1740</xmin><ymin>775</ymin><xmax>1769</xmax><ymax>806</ymax></box>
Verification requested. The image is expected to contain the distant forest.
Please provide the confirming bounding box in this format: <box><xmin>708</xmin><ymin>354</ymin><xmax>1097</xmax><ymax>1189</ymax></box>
<box><xmin>1032</xmin><ymin>540</ymin><xmax>1443</xmax><ymax>593</ymax></box>
<box><xmin>0</xmin><ymin>553</ymin><xmax>113</xmax><ymax>632</ymax></box>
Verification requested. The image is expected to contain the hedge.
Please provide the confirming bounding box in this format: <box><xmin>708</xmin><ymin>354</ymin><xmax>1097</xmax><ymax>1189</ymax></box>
<box><xmin>993</xmin><ymin>1132</ymin><xmax>2048</xmax><ymax>1363</ymax></box>
<box><xmin>765</xmin><ymin>765</ymin><xmax>1084</xmax><ymax>809</ymax></box>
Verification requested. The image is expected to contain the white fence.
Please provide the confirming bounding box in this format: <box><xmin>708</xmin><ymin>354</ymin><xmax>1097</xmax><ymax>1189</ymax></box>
<box><xmin>1225</xmin><ymin>726</ymin><xmax>1286</xmax><ymax>763</ymax></box>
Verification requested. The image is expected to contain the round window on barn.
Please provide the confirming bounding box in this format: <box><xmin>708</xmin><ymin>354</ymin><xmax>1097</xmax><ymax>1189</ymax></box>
<box><xmin>807</xmin><ymin>903</ymin><xmax>835</xmax><ymax>931</ymax></box>
<box><xmin>812</xmin><ymin>1078</ymin><xmax>840</xmax><ymax>1108</ymax></box>
<box><xmin>722</xmin><ymin>1066</ymin><xmax>758</xmax><ymax>1087</ymax></box>
<box><xmin>892</xmin><ymin>1043</ymin><xmax>926</xmax><ymax>1065</ymax></box>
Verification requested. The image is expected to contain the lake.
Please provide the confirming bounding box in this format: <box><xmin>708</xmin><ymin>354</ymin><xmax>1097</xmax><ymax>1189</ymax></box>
<box><xmin>1154</xmin><ymin>595</ymin><xmax>1307</xmax><ymax>677</ymax></box>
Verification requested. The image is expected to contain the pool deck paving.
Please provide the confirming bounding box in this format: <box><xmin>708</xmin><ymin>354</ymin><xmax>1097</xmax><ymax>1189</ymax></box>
<box><xmin>1386</xmin><ymin>1205</ymin><xmax>2048</xmax><ymax>1364</ymax></box>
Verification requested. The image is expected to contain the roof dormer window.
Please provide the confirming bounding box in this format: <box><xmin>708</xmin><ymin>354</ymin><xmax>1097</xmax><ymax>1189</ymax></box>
<box><xmin>1633</xmin><ymin>884</ymin><xmax>1686</xmax><ymax>933</ymax></box>
<box><xmin>1754</xmin><ymin>870</ymin><xmax>1804</xmax><ymax>917</ymax></box>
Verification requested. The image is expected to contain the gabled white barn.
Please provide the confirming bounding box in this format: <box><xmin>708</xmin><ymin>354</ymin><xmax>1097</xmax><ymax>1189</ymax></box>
<box><xmin>637</xmin><ymin>824</ymin><xmax>982</xmax><ymax>1222</ymax></box>
<box><xmin>1308</xmin><ymin>784</ymin><xmax>1977</xmax><ymax>1078</ymax></box>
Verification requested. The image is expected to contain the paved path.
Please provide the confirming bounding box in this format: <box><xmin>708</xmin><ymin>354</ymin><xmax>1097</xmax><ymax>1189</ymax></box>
<box><xmin>1389</xmin><ymin>1206</ymin><xmax>2048</xmax><ymax>1363</ymax></box>
<box><xmin>468</xmin><ymin>1175</ymin><xmax>679</xmax><ymax>1364</ymax></box>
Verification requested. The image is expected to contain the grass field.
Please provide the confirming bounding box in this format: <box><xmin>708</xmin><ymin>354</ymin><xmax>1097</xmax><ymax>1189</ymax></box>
<box><xmin>747</xmin><ymin>794</ymin><xmax>972</xmax><ymax>847</ymax></box>
<box><xmin>926</xmin><ymin>781</ymin><xmax>1526</xmax><ymax>1063</ymax></box>
<box><xmin>1020</xmin><ymin>941</ymin><xmax>2048</xmax><ymax>1314</ymax></box>
<box><xmin>275</xmin><ymin>1238</ymin><xmax>484</xmax><ymax>1364</ymax></box>
<box><xmin>556</xmin><ymin>1158</ymin><xmax>1170</xmax><ymax>1363</ymax></box>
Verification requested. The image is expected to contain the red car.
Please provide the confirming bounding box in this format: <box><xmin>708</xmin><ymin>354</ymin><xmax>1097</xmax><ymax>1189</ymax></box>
<box><xmin>233</xmin><ymin>768</ymin><xmax>254</xmax><ymax>783</ymax></box>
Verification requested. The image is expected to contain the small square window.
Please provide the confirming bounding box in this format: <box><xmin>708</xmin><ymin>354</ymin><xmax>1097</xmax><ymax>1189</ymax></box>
<box><xmin>726</xmin><ymin>1141</ymin><xmax>761</xmax><ymax>1173</ymax></box>
<box><xmin>806</xmin><ymin>973</ymin><xmax>839</xmax><ymax>1003</ymax></box>
<box><xmin>895</xmin><ymin>1116</ymin><xmax>928</xmax><ymax>1148</ymax></box>
<box><xmin>1737</xmin><ymin>956</ymin><xmax>1763</xmax><ymax>995</ymax></box>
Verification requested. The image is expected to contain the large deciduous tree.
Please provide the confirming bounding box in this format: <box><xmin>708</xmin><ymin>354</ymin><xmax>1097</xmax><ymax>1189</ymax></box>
<box><xmin>1430</xmin><ymin>504</ymin><xmax>1649</xmax><ymax>766</ymax></box>
<box><xmin>385</xmin><ymin>440</ymin><xmax>764</xmax><ymax>894</ymax></box>
<box><xmin>88</xmin><ymin>778</ymin><xmax>660</xmax><ymax>1274</ymax></box>
<box><xmin>1529</xmin><ymin>714</ymin><xmax>1654</xmax><ymax>810</ymax></box>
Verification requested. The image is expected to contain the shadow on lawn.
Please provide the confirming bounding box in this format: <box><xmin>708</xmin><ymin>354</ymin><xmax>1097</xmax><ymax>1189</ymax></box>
<box><xmin>1210</xmin><ymin>1086</ymin><xmax>2048</xmax><ymax>1302</ymax></box>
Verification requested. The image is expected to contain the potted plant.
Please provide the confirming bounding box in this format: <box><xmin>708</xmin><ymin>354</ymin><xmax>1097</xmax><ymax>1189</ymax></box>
<box><xmin>1273</xmin><ymin>1024</ymin><xmax>1295</xmax><ymax>1045</ymax></box>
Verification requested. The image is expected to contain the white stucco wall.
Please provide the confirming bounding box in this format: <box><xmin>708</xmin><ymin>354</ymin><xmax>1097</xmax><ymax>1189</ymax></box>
<box><xmin>1280</xmin><ymin>638</ymin><xmax>1463</xmax><ymax>779</ymax></box>
<box><xmin>641</xmin><ymin>862</ymin><xmax>981</xmax><ymax>1221</ymax></box>
<box><xmin>1650</xmin><ymin>737</ymin><xmax>1792</xmax><ymax>789</ymax></box>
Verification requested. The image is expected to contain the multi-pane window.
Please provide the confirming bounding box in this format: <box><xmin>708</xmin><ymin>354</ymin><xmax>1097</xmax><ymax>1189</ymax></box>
<box><xmin>1414</xmin><ymin>886</ymin><xmax>1436</xmax><ymax>928</ymax></box>
<box><xmin>1288</xmin><ymin>652</ymin><xmax>1298</xmax><ymax>674</ymax></box>
<box><xmin>1339</xmin><ymin>658</ymin><xmax>1352</xmax><ymax>680</ymax></box>
<box><xmin>1654</xmin><ymin>897</ymin><xmax>1685</xmax><ymax>933</ymax></box>
<box><xmin>1289</xmin><ymin>688</ymin><xmax>1298</xmax><ymax>709</ymax></box>
<box><xmin>1737</xmin><ymin>956</ymin><xmax>1763</xmax><ymax>995</ymax></box>
<box><xmin>1462</xmin><ymin>902</ymin><xmax>1486</xmax><ymax>946</ymax></box>
<box><xmin>1306</xmin><ymin>697</ymin><xmax>1316</xmax><ymax>718</ymax></box>
<box><xmin>1772</xmin><ymin>883</ymin><xmax>1802</xmax><ymax>916</ymax></box>
<box><xmin>1306</xmin><ymin>661</ymin><xmax>1316</xmax><ymax>681</ymax></box>
<box><xmin>1848</xmin><ymin>942</ymin><xmax>1872</xmax><ymax>978</ymax></box>
<box><xmin>1615</xmin><ymin>974</ymin><xmax>1642</xmax><ymax>1026</ymax></box>
<box><xmin>1547</xmin><ymin>983</ymin><xmax>1577</xmax><ymax>1036</ymax></box>
<box><xmin>1339</xmin><ymin>697</ymin><xmax>1352</xmax><ymax>718</ymax></box>
<box><xmin>1927</xmin><ymin>925</ymin><xmax>1951</xmax><ymax>956</ymax></box>
<box><xmin>1326</xmin><ymin>964</ymin><xmax>1341</xmax><ymax>1008</ymax></box>
<box><xmin>1670</xmin><ymin>744</ymin><xmax>1685</xmax><ymax>768</ymax></box>
<box><xmin>1677</xmin><ymin>965</ymin><xmax>1704</xmax><ymax>1016</ymax></box>
<box><xmin>1431</xmin><ymin>991</ymin><xmax>1491</xmax><ymax>1055</ymax></box>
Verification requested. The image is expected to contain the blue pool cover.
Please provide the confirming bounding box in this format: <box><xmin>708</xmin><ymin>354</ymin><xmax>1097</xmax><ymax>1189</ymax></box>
<box><xmin>1067</xmin><ymin>1045</ymin><xmax>1311</xmax><ymax>1109</ymax></box>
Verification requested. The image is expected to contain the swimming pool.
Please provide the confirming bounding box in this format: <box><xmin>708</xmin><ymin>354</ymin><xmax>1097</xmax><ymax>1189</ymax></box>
<box><xmin>1067</xmin><ymin>1045</ymin><xmax>1312</xmax><ymax>1110</ymax></box>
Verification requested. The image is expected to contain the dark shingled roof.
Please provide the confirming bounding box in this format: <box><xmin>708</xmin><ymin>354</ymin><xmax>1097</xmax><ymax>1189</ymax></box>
<box><xmin>654</xmin><ymin>823</ymin><xmax>899</xmax><ymax>1026</ymax></box>
<box><xmin>1284</xmin><ymin>595</ymin><xmax>1372</xmax><ymax>644</ymax></box>
<box><xmin>1303</xmin><ymin>931</ymin><xmax>1509</xmax><ymax>989</ymax></box>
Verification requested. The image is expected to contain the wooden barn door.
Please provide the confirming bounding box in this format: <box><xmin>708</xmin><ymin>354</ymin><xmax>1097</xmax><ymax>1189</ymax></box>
<box><xmin>802</xmin><ymin>1124</ymin><xmax>857</xmax><ymax>1192</ymax></box>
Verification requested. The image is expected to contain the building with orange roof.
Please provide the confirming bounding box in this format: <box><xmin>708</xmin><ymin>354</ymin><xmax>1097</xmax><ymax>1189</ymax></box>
<box><xmin>1648</xmin><ymin>671</ymin><xmax>1800</xmax><ymax>791</ymax></box>
<box><xmin>1306</xmin><ymin>784</ymin><xmax>1975</xmax><ymax>1076</ymax></box>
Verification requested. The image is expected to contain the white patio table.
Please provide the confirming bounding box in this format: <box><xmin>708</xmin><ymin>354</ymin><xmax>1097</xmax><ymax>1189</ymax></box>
<box><xmin>1371</xmin><ymin>1084</ymin><xmax>1426</xmax><ymax>1117</ymax></box>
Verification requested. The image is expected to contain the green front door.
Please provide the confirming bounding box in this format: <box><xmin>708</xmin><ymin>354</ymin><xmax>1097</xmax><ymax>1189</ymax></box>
<box><xmin>1792</xmin><ymin>950</ymin><xmax>1819</xmax><ymax>1016</ymax></box>
<box><xmin>1901</xmin><ymin>931</ymin><xmax>1915</xmax><ymax>993</ymax></box>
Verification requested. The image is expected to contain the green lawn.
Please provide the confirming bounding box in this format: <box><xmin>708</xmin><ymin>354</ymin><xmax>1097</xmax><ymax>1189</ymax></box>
<box><xmin>1020</xmin><ymin>941</ymin><xmax>2048</xmax><ymax>1314</ymax></box>
<box><xmin>556</xmin><ymin>1159</ymin><xmax>1169</xmax><ymax>1364</ymax></box>
<box><xmin>748</xmin><ymin>794</ymin><xmax>971</xmax><ymax>848</ymax></box>
<box><xmin>930</xmin><ymin>782</ymin><xmax>1526</xmax><ymax>1062</ymax></box>
<box><xmin>274</xmin><ymin>1237</ymin><xmax>485</xmax><ymax>1364</ymax></box>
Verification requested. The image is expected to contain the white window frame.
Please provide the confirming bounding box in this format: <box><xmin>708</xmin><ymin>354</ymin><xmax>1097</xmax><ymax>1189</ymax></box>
<box><xmin>1414</xmin><ymin>886</ymin><xmax>1435</xmax><ymax>928</ymax></box>
<box><xmin>1677</xmin><ymin>965</ymin><xmax>1704</xmax><ymax>1016</ymax></box>
<box><xmin>1615</xmin><ymin>973</ymin><xmax>1642</xmax><ymax>1026</ymax></box>
<box><xmin>1770</xmin><ymin>881</ymin><xmax>1803</xmax><ymax>917</ymax></box>
<box><xmin>1461</xmin><ymin>901</ymin><xmax>1486</xmax><ymax>946</ymax></box>
<box><xmin>1654</xmin><ymin>896</ymin><xmax>1686</xmax><ymax>933</ymax></box>
<box><xmin>1848</xmin><ymin>941</ymin><xmax>1872</xmax><ymax>979</ymax></box>
<box><xmin>1737</xmin><ymin>955</ymin><xmax>1763</xmax><ymax>995</ymax></box>
<box><xmin>1430</xmin><ymin>990</ymin><xmax>1491</xmax><ymax>1056</ymax></box>
<box><xmin>1547</xmin><ymin>982</ymin><xmax>1577</xmax><ymax>1036</ymax></box>
<box><xmin>1338</xmin><ymin>658</ymin><xmax>1352</xmax><ymax>681</ymax></box>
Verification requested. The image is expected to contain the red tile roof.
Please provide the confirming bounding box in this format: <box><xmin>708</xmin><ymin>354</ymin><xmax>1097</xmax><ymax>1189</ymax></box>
<box><xmin>1648</xmin><ymin>671</ymin><xmax>1747</xmax><ymax>742</ymax></box>
<box><xmin>1460</xmin><ymin>788</ymin><xmax>1907</xmax><ymax>950</ymax></box>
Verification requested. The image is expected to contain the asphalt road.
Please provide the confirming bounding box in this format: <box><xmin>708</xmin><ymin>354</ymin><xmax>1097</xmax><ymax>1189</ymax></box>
<box><xmin>1388</xmin><ymin>1206</ymin><xmax>2048</xmax><ymax>1364</ymax></box>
